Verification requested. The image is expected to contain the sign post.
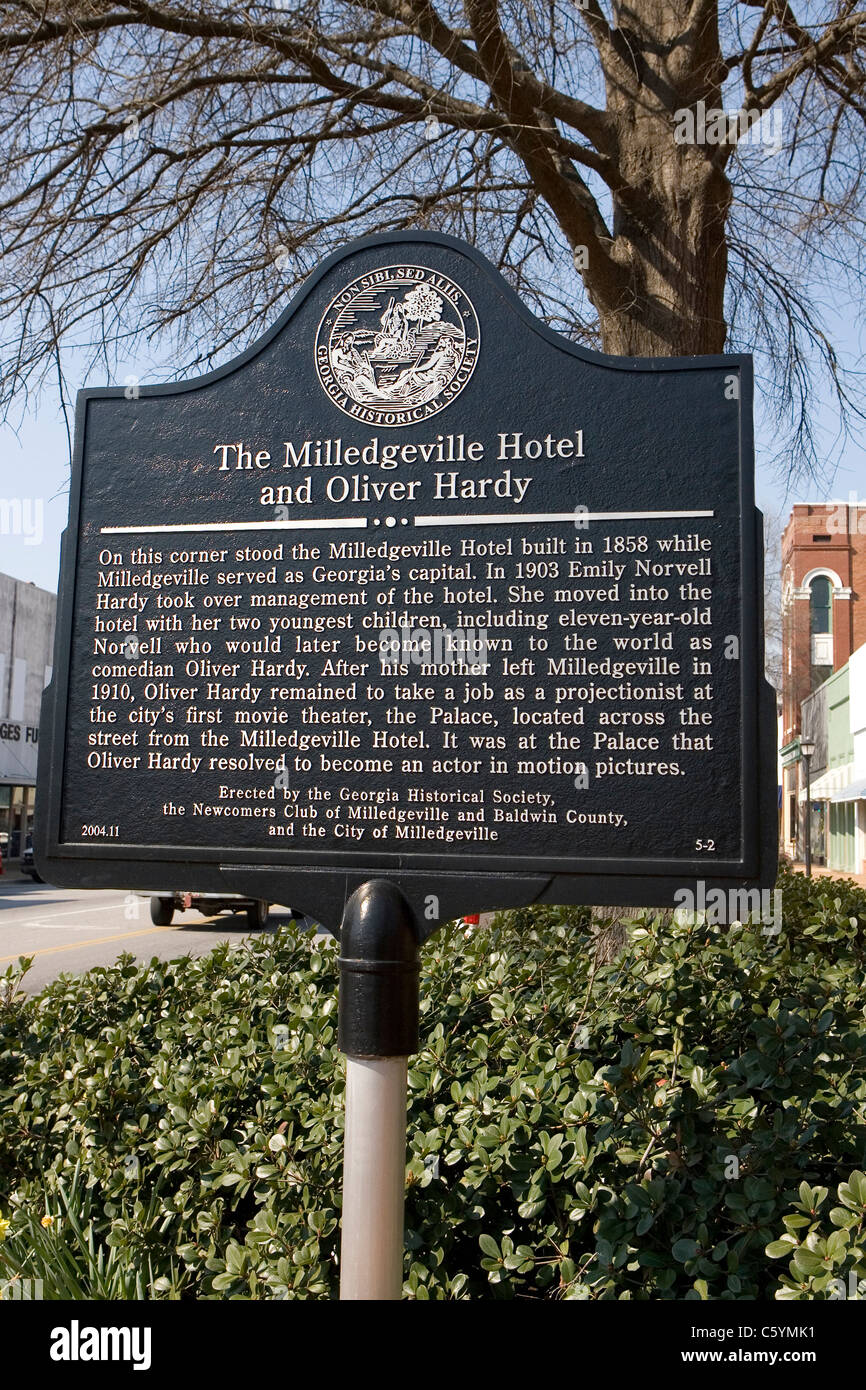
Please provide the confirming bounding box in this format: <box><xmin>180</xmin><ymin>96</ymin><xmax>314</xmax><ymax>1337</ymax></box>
<box><xmin>36</xmin><ymin>230</ymin><xmax>776</xmax><ymax>1299</ymax></box>
<box><xmin>338</xmin><ymin>879</ymin><xmax>419</xmax><ymax>1300</ymax></box>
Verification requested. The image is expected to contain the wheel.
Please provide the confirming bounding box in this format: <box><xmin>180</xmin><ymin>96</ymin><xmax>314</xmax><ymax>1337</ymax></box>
<box><xmin>150</xmin><ymin>896</ymin><xmax>174</xmax><ymax>926</ymax></box>
<box><xmin>247</xmin><ymin>900</ymin><xmax>269</xmax><ymax>929</ymax></box>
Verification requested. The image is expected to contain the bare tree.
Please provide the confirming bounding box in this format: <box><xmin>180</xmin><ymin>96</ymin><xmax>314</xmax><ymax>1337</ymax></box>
<box><xmin>2</xmin><ymin>1</ymin><xmax>866</xmax><ymax>472</ymax></box>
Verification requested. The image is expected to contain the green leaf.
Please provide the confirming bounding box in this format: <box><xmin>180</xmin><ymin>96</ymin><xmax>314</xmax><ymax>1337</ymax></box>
<box><xmin>766</xmin><ymin>1239</ymin><xmax>797</xmax><ymax>1259</ymax></box>
<box><xmin>792</xmin><ymin>1246</ymin><xmax>825</xmax><ymax>1276</ymax></box>
<box><xmin>782</xmin><ymin>1214</ymin><xmax>811</xmax><ymax>1231</ymax></box>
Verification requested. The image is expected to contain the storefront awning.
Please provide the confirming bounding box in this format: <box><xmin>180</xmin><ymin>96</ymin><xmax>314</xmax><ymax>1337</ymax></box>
<box><xmin>832</xmin><ymin>778</ymin><xmax>866</xmax><ymax>803</ymax></box>
<box><xmin>799</xmin><ymin>766</ymin><xmax>853</xmax><ymax>801</ymax></box>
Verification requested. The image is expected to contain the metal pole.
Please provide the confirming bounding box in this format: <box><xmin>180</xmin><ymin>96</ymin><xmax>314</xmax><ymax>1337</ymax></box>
<box><xmin>338</xmin><ymin>880</ymin><xmax>420</xmax><ymax>1301</ymax></box>
<box><xmin>804</xmin><ymin>755</ymin><xmax>812</xmax><ymax>878</ymax></box>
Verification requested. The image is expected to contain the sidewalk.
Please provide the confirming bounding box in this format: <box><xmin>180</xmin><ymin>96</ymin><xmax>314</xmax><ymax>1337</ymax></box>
<box><xmin>791</xmin><ymin>862</ymin><xmax>866</xmax><ymax>889</ymax></box>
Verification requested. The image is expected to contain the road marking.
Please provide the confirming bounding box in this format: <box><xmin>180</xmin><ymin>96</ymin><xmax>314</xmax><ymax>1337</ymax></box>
<box><xmin>0</xmin><ymin>922</ymin><xmax>188</xmax><ymax>964</ymax></box>
<box><xmin>20</xmin><ymin>921</ymin><xmax>152</xmax><ymax>932</ymax></box>
<box><xmin>4</xmin><ymin>902</ymin><xmax>125</xmax><ymax>925</ymax></box>
<box><xmin>10</xmin><ymin>904</ymin><xmax>225</xmax><ymax>930</ymax></box>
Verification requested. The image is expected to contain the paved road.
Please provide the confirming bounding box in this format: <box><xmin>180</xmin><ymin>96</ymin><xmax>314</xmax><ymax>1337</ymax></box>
<box><xmin>0</xmin><ymin>874</ymin><xmax>314</xmax><ymax>995</ymax></box>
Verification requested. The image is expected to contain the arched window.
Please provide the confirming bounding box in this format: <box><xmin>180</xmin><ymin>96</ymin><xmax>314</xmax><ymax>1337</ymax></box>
<box><xmin>810</xmin><ymin>575</ymin><xmax>833</xmax><ymax>634</ymax></box>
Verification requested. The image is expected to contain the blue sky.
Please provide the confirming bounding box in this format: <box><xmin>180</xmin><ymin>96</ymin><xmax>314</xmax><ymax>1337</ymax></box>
<box><xmin>3</xmin><ymin>299</ymin><xmax>866</xmax><ymax>596</ymax></box>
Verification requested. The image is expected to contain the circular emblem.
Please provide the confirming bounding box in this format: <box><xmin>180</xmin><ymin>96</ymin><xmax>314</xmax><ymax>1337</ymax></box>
<box><xmin>315</xmin><ymin>265</ymin><xmax>480</xmax><ymax>426</ymax></box>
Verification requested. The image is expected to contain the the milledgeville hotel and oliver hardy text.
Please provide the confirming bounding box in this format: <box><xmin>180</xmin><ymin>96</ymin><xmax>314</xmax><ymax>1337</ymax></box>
<box><xmin>68</xmin><ymin>422</ymin><xmax>736</xmax><ymax>863</ymax></box>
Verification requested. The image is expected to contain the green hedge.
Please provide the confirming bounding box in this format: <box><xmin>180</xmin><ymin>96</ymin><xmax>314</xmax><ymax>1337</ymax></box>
<box><xmin>1</xmin><ymin>865</ymin><xmax>866</xmax><ymax>1299</ymax></box>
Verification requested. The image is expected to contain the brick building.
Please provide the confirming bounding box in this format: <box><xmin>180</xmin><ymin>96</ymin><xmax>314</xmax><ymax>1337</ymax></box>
<box><xmin>779</xmin><ymin>500</ymin><xmax>866</xmax><ymax>862</ymax></box>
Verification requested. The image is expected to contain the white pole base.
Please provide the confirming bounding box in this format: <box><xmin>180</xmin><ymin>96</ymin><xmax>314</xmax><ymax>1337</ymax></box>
<box><xmin>340</xmin><ymin>1055</ymin><xmax>408</xmax><ymax>1300</ymax></box>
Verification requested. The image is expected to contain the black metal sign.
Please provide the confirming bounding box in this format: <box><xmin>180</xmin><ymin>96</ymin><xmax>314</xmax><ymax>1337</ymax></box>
<box><xmin>37</xmin><ymin>232</ymin><xmax>776</xmax><ymax>931</ymax></box>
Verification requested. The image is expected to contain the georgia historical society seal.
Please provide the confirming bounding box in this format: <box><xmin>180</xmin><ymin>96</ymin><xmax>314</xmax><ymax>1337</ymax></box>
<box><xmin>315</xmin><ymin>265</ymin><xmax>480</xmax><ymax>427</ymax></box>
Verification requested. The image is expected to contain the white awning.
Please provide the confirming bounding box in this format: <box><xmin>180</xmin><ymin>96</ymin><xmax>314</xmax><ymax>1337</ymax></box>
<box><xmin>799</xmin><ymin>765</ymin><xmax>854</xmax><ymax>801</ymax></box>
<box><xmin>832</xmin><ymin>778</ymin><xmax>866</xmax><ymax>803</ymax></box>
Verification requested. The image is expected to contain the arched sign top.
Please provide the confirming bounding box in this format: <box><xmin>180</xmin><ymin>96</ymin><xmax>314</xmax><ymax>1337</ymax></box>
<box><xmin>39</xmin><ymin>230</ymin><xmax>774</xmax><ymax>932</ymax></box>
<box><xmin>76</xmin><ymin>230</ymin><xmax>753</xmax><ymax>409</ymax></box>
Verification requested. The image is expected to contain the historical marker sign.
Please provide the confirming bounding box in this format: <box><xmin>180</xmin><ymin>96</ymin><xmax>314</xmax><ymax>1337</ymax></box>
<box><xmin>37</xmin><ymin>232</ymin><xmax>776</xmax><ymax>932</ymax></box>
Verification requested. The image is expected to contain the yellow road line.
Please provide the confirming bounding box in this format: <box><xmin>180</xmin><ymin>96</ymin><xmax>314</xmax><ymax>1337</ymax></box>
<box><xmin>0</xmin><ymin>922</ymin><xmax>187</xmax><ymax>964</ymax></box>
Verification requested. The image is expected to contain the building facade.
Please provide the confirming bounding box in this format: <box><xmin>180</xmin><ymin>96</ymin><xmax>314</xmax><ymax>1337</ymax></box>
<box><xmin>0</xmin><ymin>573</ymin><xmax>56</xmax><ymax>859</ymax></box>
<box><xmin>829</xmin><ymin>643</ymin><xmax>866</xmax><ymax>874</ymax></box>
<box><xmin>779</xmin><ymin>501</ymin><xmax>866</xmax><ymax>859</ymax></box>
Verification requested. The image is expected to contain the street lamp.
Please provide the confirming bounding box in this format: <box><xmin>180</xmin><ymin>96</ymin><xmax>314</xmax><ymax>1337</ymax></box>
<box><xmin>800</xmin><ymin>739</ymin><xmax>815</xmax><ymax>878</ymax></box>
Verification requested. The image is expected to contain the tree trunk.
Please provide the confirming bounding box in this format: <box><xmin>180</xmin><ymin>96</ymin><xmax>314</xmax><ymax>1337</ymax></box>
<box><xmin>591</xmin><ymin>0</ymin><xmax>732</xmax><ymax>358</ymax></box>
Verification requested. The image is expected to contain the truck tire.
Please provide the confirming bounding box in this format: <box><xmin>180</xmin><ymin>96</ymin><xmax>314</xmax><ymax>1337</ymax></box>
<box><xmin>247</xmin><ymin>900</ymin><xmax>269</xmax><ymax>930</ymax></box>
<box><xmin>150</xmin><ymin>896</ymin><xmax>174</xmax><ymax>926</ymax></box>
